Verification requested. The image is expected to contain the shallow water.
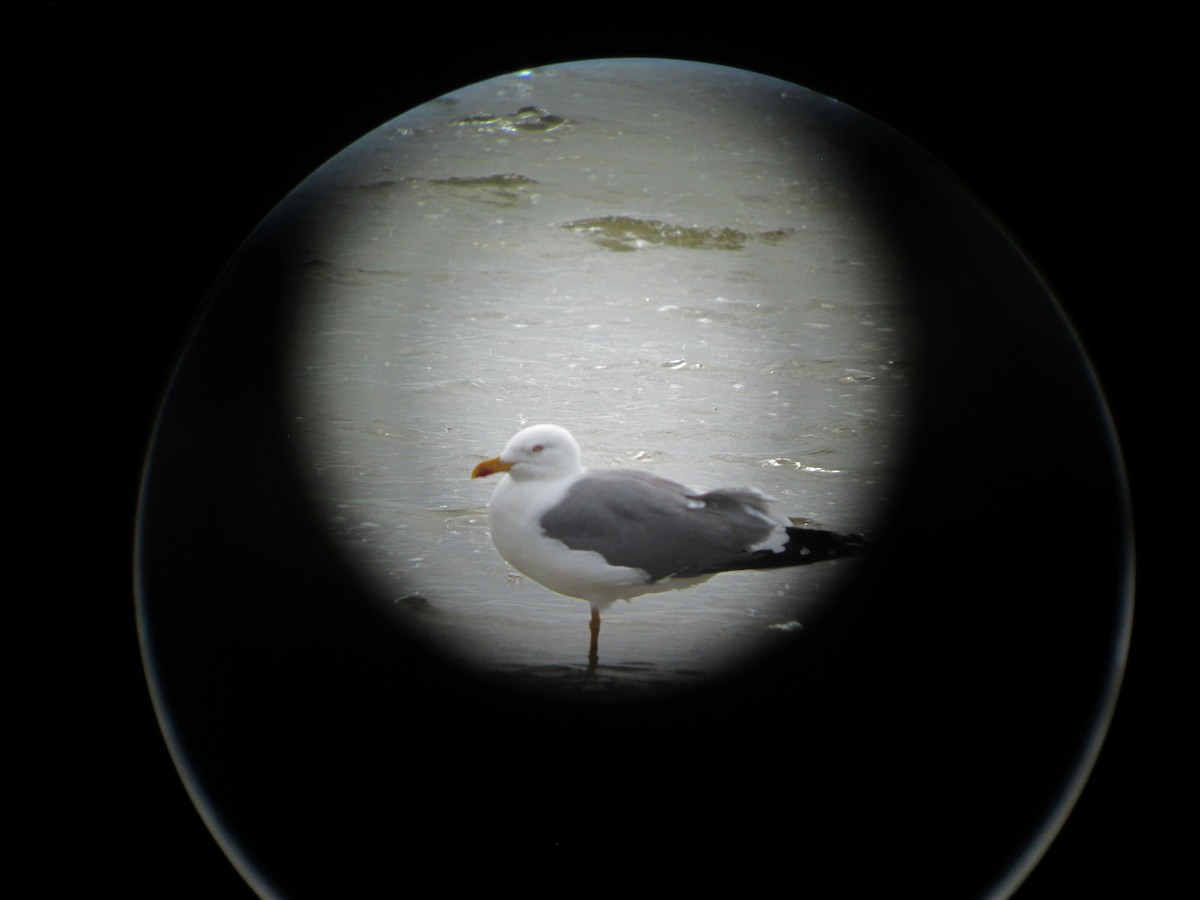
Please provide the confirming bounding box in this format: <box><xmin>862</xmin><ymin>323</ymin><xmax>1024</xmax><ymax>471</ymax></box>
<box><xmin>276</xmin><ymin>60</ymin><xmax>917</xmax><ymax>684</ymax></box>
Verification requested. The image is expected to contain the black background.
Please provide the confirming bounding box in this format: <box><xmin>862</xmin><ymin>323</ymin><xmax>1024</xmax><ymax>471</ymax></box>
<box><xmin>38</xmin><ymin>4</ymin><xmax>1173</xmax><ymax>896</ymax></box>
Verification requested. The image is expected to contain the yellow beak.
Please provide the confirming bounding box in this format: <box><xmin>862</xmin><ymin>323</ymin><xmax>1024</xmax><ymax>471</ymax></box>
<box><xmin>471</xmin><ymin>456</ymin><xmax>513</xmax><ymax>479</ymax></box>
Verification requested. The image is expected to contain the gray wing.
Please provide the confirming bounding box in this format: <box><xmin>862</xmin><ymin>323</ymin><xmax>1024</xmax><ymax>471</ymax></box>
<box><xmin>538</xmin><ymin>468</ymin><xmax>782</xmax><ymax>581</ymax></box>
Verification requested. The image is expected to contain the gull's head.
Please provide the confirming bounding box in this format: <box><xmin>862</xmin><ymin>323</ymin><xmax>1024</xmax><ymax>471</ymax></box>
<box><xmin>471</xmin><ymin>424</ymin><xmax>583</xmax><ymax>482</ymax></box>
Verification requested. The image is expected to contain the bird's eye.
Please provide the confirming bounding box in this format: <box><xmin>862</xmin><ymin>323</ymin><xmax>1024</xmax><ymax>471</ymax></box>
<box><xmin>532</xmin><ymin>444</ymin><xmax>544</xmax><ymax>453</ymax></box>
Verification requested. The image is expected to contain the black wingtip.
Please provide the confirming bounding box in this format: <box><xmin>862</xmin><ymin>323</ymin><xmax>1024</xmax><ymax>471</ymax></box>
<box><xmin>768</xmin><ymin>526</ymin><xmax>867</xmax><ymax>566</ymax></box>
<box><xmin>671</xmin><ymin>526</ymin><xmax>868</xmax><ymax>578</ymax></box>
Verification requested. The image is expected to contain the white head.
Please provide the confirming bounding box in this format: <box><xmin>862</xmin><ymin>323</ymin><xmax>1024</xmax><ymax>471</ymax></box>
<box><xmin>471</xmin><ymin>424</ymin><xmax>583</xmax><ymax>482</ymax></box>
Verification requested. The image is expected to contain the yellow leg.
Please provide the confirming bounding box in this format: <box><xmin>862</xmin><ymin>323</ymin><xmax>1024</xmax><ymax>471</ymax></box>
<box><xmin>588</xmin><ymin>608</ymin><xmax>601</xmax><ymax>672</ymax></box>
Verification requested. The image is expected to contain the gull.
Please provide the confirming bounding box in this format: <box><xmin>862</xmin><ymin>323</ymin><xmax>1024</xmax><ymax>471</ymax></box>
<box><xmin>471</xmin><ymin>424</ymin><xmax>864</xmax><ymax>667</ymax></box>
